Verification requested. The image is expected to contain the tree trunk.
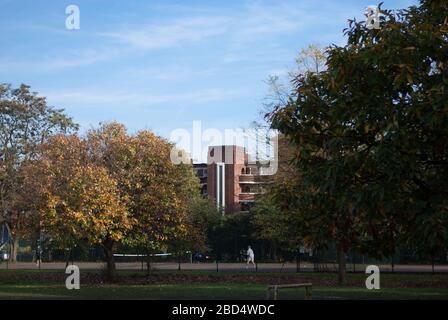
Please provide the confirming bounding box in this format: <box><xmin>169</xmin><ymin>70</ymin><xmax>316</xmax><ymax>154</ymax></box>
<box><xmin>10</xmin><ymin>238</ymin><xmax>19</xmax><ymax>262</ymax></box>
<box><xmin>273</xmin><ymin>243</ymin><xmax>277</xmax><ymax>262</ymax></box>
<box><xmin>102</xmin><ymin>239</ymin><xmax>116</xmax><ymax>281</ymax></box>
<box><xmin>296</xmin><ymin>250</ymin><xmax>300</xmax><ymax>273</ymax></box>
<box><xmin>146</xmin><ymin>248</ymin><xmax>152</xmax><ymax>277</ymax></box>
<box><xmin>146</xmin><ymin>259</ymin><xmax>151</xmax><ymax>276</ymax></box>
<box><xmin>431</xmin><ymin>256</ymin><xmax>435</xmax><ymax>274</ymax></box>
<box><xmin>352</xmin><ymin>252</ymin><xmax>356</xmax><ymax>273</ymax></box>
<box><xmin>65</xmin><ymin>248</ymin><xmax>71</xmax><ymax>269</ymax></box>
<box><xmin>336</xmin><ymin>245</ymin><xmax>347</xmax><ymax>285</ymax></box>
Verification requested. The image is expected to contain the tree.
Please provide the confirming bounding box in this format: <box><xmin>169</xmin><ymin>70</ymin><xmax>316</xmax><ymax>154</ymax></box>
<box><xmin>251</xmin><ymin>195</ymin><xmax>290</xmax><ymax>260</ymax></box>
<box><xmin>293</xmin><ymin>43</ymin><xmax>327</xmax><ymax>75</ymax></box>
<box><xmin>0</xmin><ymin>84</ymin><xmax>77</xmax><ymax>261</ymax></box>
<box><xmin>22</xmin><ymin>122</ymin><xmax>200</xmax><ymax>279</ymax></box>
<box><xmin>23</xmin><ymin>134</ymin><xmax>132</xmax><ymax>278</ymax></box>
<box><xmin>207</xmin><ymin>213</ymin><xmax>256</xmax><ymax>262</ymax></box>
<box><xmin>268</xmin><ymin>0</ymin><xmax>448</xmax><ymax>284</ymax></box>
<box><xmin>324</xmin><ymin>0</ymin><xmax>448</xmax><ymax>265</ymax></box>
<box><xmin>85</xmin><ymin>123</ymin><xmax>199</xmax><ymax>276</ymax></box>
<box><xmin>167</xmin><ymin>196</ymin><xmax>215</xmax><ymax>269</ymax></box>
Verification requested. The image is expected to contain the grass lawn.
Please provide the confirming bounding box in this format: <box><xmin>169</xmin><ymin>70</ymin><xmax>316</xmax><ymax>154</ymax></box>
<box><xmin>1</xmin><ymin>270</ymin><xmax>448</xmax><ymax>300</ymax></box>
<box><xmin>1</xmin><ymin>283</ymin><xmax>448</xmax><ymax>300</ymax></box>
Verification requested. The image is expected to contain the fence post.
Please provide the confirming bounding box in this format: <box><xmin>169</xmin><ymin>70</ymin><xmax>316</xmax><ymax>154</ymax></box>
<box><xmin>266</xmin><ymin>287</ymin><xmax>271</xmax><ymax>300</ymax></box>
<box><xmin>141</xmin><ymin>251</ymin><xmax>144</xmax><ymax>272</ymax></box>
<box><xmin>305</xmin><ymin>286</ymin><xmax>312</xmax><ymax>300</ymax></box>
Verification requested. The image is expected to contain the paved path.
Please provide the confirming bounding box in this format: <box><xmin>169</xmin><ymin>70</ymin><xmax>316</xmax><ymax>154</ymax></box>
<box><xmin>1</xmin><ymin>262</ymin><xmax>448</xmax><ymax>273</ymax></box>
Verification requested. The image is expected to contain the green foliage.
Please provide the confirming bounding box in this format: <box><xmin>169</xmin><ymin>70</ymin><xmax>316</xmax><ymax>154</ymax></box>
<box><xmin>268</xmin><ymin>0</ymin><xmax>448</xmax><ymax>280</ymax></box>
<box><xmin>167</xmin><ymin>195</ymin><xmax>219</xmax><ymax>256</ymax></box>
<box><xmin>208</xmin><ymin>213</ymin><xmax>256</xmax><ymax>260</ymax></box>
<box><xmin>251</xmin><ymin>194</ymin><xmax>302</xmax><ymax>254</ymax></box>
<box><xmin>0</xmin><ymin>84</ymin><xmax>78</xmax><ymax>259</ymax></box>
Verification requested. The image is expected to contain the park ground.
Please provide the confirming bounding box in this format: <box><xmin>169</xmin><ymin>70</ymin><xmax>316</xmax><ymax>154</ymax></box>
<box><xmin>1</xmin><ymin>262</ymin><xmax>448</xmax><ymax>300</ymax></box>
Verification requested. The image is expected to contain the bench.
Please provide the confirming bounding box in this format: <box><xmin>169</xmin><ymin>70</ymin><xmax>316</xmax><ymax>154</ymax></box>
<box><xmin>266</xmin><ymin>283</ymin><xmax>312</xmax><ymax>300</ymax></box>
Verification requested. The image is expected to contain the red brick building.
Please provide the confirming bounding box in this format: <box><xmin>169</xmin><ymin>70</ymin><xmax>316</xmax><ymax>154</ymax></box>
<box><xmin>207</xmin><ymin>145</ymin><xmax>272</xmax><ymax>214</ymax></box>
<box><xmin>192</xmin><ymin>163</ymin><xmax>208</xmax><ymax>197</ymax></box>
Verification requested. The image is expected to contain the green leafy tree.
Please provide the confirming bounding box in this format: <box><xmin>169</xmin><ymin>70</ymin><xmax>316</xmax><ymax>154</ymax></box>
<box><xmin>0</xmin><ymin>84</ymin><xmax>77</xmax><ymax>261</ymax></box>
<box><xmin>268</xmin><ymin>0</ymin><xmax>448</xmax><ymax>284</ymax></box>
<box><xmin>167</xmin><ymin>196</ymin><xmax>217</xmax><ymax>269</ymax></box>
<box><xmin>251</xmin><ymin>194</ymin><xmax>301</xmax><ymax>261</ymax></box>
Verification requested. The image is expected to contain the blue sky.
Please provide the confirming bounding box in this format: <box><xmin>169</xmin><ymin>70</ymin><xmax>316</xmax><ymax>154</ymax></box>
<box><xmin>0</xmin><ymin>0</ymin><xmax>417</xmax><ymax>160</ymax></box>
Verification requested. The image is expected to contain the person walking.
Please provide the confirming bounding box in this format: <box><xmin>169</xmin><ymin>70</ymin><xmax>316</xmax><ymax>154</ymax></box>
<box><xmin>35</xmin><ymin>247</ymin><xmax>41</xmax><ymax>268</ymax></box>
<box><xmin>246</xmin><ymin>245</ymin><xmax>255</xmax><ymax>269</ymax></box>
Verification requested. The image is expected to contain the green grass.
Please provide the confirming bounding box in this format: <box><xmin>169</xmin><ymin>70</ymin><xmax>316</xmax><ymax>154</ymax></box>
<box><xmin>1</xmin><ymin>270</ymin><xmax>448</xmax><ymax>300</ymax></box>
<box><xmin>1</xmin><ymin>282</ymin><xmax>448</xmax><ymax>300</ymax></box>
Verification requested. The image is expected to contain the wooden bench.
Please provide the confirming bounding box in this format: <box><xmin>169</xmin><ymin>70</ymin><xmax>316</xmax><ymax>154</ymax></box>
<box><xmin>266</xmin><ymin>283</ymin><xmax>312</xmax><ymax>300</ymax></box>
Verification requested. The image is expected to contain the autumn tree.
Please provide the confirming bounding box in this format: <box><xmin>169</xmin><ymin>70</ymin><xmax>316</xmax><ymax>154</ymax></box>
<box><xmin>22</xmin><ymin>122</ymin><xmax>200</xmax><ymax>278</ymax></box>
<box><xmin>85</xmin><ymin>123</ymin><xmax>201</xmax><ymax>276</ymax></box>
<box><xmin>0</xmin><ymin>84</ymin><xmax>77</xmax><ymax>261</ymax></box>
<box><xmin>23</xmin><ymin>135</ymin><xmax>132</xmax><ymax>278</ymax></box>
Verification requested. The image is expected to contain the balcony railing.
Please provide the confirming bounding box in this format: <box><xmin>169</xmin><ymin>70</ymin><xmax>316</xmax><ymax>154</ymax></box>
<box><xmin>239</xmin><ymin>174</ymin><xmax>274</xmax><ymax>185</ymax></box>
<box><xmin>239</xmin><ymin>193</ymin><xmax>256</xmax><ymax>201</ymax></box>
<box><xmin>239</xmin><ymin>175</ymin><xmax>256</xmax><ymax>183</ymax></box>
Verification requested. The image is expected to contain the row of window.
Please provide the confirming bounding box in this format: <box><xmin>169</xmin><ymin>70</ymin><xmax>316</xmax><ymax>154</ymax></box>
<box><xmin>241</xmin><ymin>167</ymin><xmax>253</xmax><ymax>175</ymax></box>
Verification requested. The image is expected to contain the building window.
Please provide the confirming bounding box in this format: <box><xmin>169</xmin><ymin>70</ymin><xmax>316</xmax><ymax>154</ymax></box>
<box><xmin>216</xmin><ymin>163</ymin><xmax>225</xmax><ymax>211</ymax></box>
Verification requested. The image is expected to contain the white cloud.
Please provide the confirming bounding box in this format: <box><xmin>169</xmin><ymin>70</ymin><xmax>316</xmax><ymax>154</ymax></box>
<box><xmin>44</xmin><ymin>88</ymin><xmax>240</xmax><ymax>108</ymax></box>
<box><xmin>43</xmin><ymin>49</ymin><xmax>116</xmax><ymax>69</ymax></box>
<box><xmin>100</xmin><ymin>16</ymin><xmax>229</xmax><ymax>50</ymax></box>
<box><xmin>121</xmin><ymin>65</ymin><xmax>219</xmax><ymax>82</ymax></box>
<box><xmin>1</xmin><ymin>0</ymin><xmax>349</xmax><ymax>80</ymax></box>
<box><xmin>236</xmin><ymin>2</ymin><xmax>307</xmax><ymax>37</ymax></box>
<box><xmin>2</xmin><ymin>1</ymin><xmax>321</xmax><ymax>73</ymax></box>
<box><xmin>219</xmin><ymin>2</ymin><xmax>318</xmax><ymax>64</ymax></box>
<box><xmin>99</xmin><ymin>2</ymin><xmax>310</xmax><ymax>54</ymax></box>
<box><xmin>0</xmin><ymin>47</ymin><xmax>122</xmax><ymax>73</ymax></box>
<box><xmin>85</xmin><ymin>2</ymin><xmax>313</xmax><ymax>71</ymax></box>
